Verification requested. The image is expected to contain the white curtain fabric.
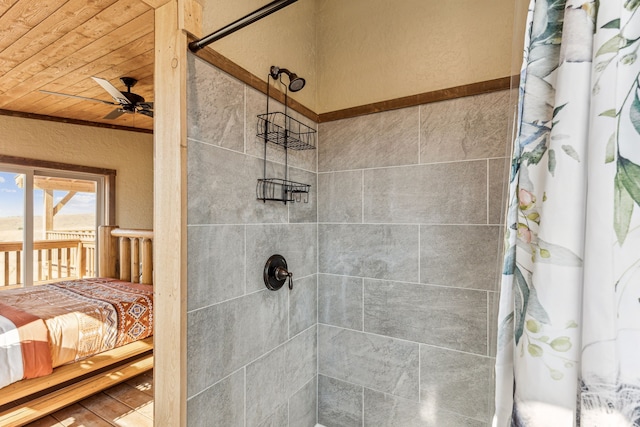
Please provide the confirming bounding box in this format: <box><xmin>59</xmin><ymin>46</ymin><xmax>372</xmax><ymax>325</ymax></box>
<box><xmin>495</xmin><ymin>0</ymin><xmax>640</xmax><ymax>425</ymax></box>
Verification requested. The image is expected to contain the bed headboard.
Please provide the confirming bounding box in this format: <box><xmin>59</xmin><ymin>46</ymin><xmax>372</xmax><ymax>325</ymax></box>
<box><xmin>98</xmin><ymin>226</ymin><xmax>154</xmax><ymax>285</ymax></box>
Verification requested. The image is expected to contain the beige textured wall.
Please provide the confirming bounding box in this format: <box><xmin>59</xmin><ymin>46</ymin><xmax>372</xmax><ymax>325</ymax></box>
<box><xmin>0</xmin><ymin>115</ymin><xmax>153</xmax><ymax>229</ymax></box>
<box><xmin>200</xmin><ymin>0</ymin><xmax>518</xmax><ymax>114</ymax></box>
<box><xmin>316</xmin><ymin>0</ymin><xmax>516</xmax><ymax>112</ymax></box>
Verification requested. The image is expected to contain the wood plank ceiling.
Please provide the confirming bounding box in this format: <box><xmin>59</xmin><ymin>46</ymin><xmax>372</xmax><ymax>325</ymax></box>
<box><xmin>0</xmin><ymin>0</ymin><xmax>154</xmax><ymax>132</ymax></box>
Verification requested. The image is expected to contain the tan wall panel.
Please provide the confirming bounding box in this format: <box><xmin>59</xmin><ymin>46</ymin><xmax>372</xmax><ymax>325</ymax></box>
<box><xmin>0</xmin><ymin>115</ymin><xmax>153</xmax><ymax>229</ymax></box>
<box><xmin>316</xmin><ymin>0</ymin><xmax>516</xmax><ymax>113</ymax></box>
<box><xmin>199</xmin><ymin>0</ymin><xmax>519</xmax><ymax>114</ymax></box>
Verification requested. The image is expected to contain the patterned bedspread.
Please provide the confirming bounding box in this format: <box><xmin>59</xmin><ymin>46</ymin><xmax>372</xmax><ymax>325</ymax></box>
<box><xmin>0</xmin><ymin>278</ymin><xmax>153</xmax><ymax>389</ymax></box>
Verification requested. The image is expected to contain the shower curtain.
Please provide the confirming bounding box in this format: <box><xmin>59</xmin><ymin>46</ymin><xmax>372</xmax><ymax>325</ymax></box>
<box><xmin>495</xmin><ymin>0</ymin><xmax>640</xmax><ymax>426</ymax></box>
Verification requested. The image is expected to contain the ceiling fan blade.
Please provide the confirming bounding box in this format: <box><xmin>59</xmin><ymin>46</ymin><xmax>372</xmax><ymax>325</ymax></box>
<box><xmin>137</xmin><ymin>109</ymin><xmax>153</xmax><ymax>118</ymax></box>
<box><xmin>39</xmin><ymin>90</ymin><xmax>118</xmax><ymax>106</ymax></box>
<box><xmin>92</xmin><ymin>76</ymin><xmax>131</xmax><ymax>105</ymax></box>
<box><xmin>138</xmin><ymin>102</ymin><xmax>153</xmax><ymax>110</ymax></box>
<box><xmin>103</xmin><ymin>109</ymin><xmax>125</xmax><ymax>120</ymax></box>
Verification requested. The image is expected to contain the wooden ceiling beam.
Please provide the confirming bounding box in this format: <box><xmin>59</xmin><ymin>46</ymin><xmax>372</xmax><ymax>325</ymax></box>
<box><xmin>0</xmin><ymin>109</ymin><xmax>153</xmax><ymax>134</ymax></box>
<box><xmin>14</xmin><ymin>176</ymin><xmax>96</xmax><ymax>193</ymax></box>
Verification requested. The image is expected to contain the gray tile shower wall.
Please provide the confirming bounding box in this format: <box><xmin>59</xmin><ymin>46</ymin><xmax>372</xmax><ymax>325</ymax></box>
<box><xmin>186</xmin><ymin>54</ymin><xmax>318</xmax><ymax>427</ymax></box>
<box><xmin>185</xmin><ymin>49</ymin><xmax>511</xmax><ymax>427</ymax></box>
<box><xmin>317</xmin><ymin>90</ymin><xmax>511</xmax><ymax>426</ymax></box>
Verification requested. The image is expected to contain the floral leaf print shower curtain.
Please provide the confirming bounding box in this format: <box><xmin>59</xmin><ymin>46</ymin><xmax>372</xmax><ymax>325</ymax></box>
<box><xmin>495</xmin><ymin>0</ymin><xmax>640</xmax><ymax>425</ymax></box>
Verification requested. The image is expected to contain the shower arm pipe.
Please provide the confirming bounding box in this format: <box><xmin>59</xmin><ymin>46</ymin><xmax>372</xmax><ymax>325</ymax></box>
<box><xmin>188</xmin><ymin>0</ymin><xmax>299</xmax><ymax>52</ymax></box>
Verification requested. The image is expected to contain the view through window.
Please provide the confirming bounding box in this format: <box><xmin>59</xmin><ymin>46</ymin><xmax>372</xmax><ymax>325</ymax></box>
<box><xmin>0</xmin><ymin>167</ymin><xmax>103</xmax><ymax>287</ymax></box>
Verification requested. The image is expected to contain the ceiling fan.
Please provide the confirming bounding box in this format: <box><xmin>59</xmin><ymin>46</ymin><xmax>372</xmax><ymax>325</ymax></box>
<box><xmin>40</xmin><ymin>76</ymin><xmax>153</xmax><ymax>119</ymax></box>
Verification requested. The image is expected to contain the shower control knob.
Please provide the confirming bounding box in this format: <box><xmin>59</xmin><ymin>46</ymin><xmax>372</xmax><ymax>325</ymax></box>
<box><xmin>264</xmin><ymin>254</ymin><xmax>293</xmax><ymax>291</ymax></box>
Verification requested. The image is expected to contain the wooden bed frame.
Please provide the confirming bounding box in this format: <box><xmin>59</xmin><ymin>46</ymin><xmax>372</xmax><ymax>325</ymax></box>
<box><xmin>0</xmin><ymin>226</ymin><xmax>154</xmax><ymax>427</ymax></box>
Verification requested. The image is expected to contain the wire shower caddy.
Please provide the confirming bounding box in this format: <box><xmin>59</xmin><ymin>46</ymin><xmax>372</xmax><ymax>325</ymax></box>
<box><xmin>256</xmin><ymin>72</ymin><xmax>316</xmax><ymax>204</ymax></box>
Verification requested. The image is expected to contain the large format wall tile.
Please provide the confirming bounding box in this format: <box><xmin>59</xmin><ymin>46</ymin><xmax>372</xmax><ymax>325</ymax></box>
<box><xmin>363</xmin><ymin>161</ymin><xmax>487</xmax><ymax>224</ymax></box>
<box><xmin>246</xmin><ymin>326</ymin><xmax>317</xmax><ymax>426</ymax></box>
<box><xmin>318</xmin><ymin>107</ymin><xmax>419</xmax><ymax>172</ymax></box>
<box><xmin>187</xmin><ymin>290</ymin><xmax>287</xmax><ymax>397</ymax></box>
<box><xmin>318</xmin><ymin>224</ymin><xmax>419</xmax><ymax>282</ymax></box>
<box><xmin>187</xmin><ymin>140</ymin><xmax>288</xmax><ymax>224</ymax></box>
<box><xmin>318</xmin><ymin>374</ymin><xmax>363</xmax><ymax>427</ymax></box>
<box><xmin>285</xmin><ymin>326</ymin><xmax>317</xmax><ymax>396</ymax></box>
<box><xmin>187</xmin><ymin>225</ymin><xmax>245</xmax><ymax>311</ymax></box>
<box><xmin>363</xmin><ymin>280</ymin><xmax>487</xmax><ymax>354</ymax></box>
<box><xmin>420</xmin><ymin>345</ymin><xmax>494</xmax><ymax>422</ymax></box>
<box><xmin>318</xmin><ymin>325</ymin><xmax>419</xmax><ymax>400</ymax></box>
<box><xmin>290</xmin><ymin>275</ymin><xmax>317</xmax><ymax>337</ymax></box>
<box><xmin>187</xmin><ymin>60</ymin><xmax>319</xmax><ymax>427</ymax></box>
<box><xmin>289</xmin><ymin>376</ymin><xmax>318</xmax><ymax>427</ymax></box>
<box><xmin>187</xmin><ymin>55</ymin><xmax>244</xmax><ymax>153</ymax></box>
<box><xmin>288</xmin><ymin>166</ymin><xmax>318</xmax><ymax>224</ymax></box>
<box><xmin>318</xmin><ymin>274</ymin><xmax>363</xmax><ymax>331</ymax></box>
<box><xmin>318</xmin><ymin>170</ymin><xmax>363</xmax><ymax>223</ymax></box>
<box><xmin>420</xmin><ymin>90</ymin><xmax>511</xmax><ymax>163</ymax></box>
<box><xmin>420</xmin><ymin>225</ymin><xmax>501</xmax><ymax>291</ymax></box>
<box><xmin>246</xmin><ymin>87</ymin><xmax>318</xmax><ymax>173</ymax></box>
<box><xmin>246</xmin><ymin>344</ymin><xmax>288</xmax><ymax>427</ymax></box>
<box><xmin>489</xmin><ymin>157</ymin><xmax>509</xmax><ymax>225</ymax></box>
<box><xmin>488</xmin><ymin>291</ymin><xmax>500</xmax><ymax>358</ymax></box>
<box><xmin>363</xmin><ymin>389</ymin><xmax>485</xmax><ymax>427</ymax></box>
<box><xmin>187</xmin><ymin>369</ymin><xmax>244</xmax><ymax>427</ymax></box>
<box><xmin>256</xmin><ymin>404</ymin><xmax>288</xmax><ymax>427</ymax></box>
<box><xmin>246</xmin><ymin>223</ymin><xmax>317</xmax><ymax>293</ymax></box>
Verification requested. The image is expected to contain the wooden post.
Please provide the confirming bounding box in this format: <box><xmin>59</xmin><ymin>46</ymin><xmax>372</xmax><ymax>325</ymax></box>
<box><xmin>77</xmin><ymin>242</ymin><xmax>86</xmax><ymax>279</ymax></box>
<box><xmin>98</xmin><ymin>226</ymin><xmax>118</xmax><ymax>279</ymax></box>
<box><xmin>14</xmin><ymin>252</ymin><xmax>20</xmax><ymax>286</ymax></box>
<box><xmin>154</xmin><ymin>1</ymin><xmax>190</xmax><ymax>425</ymax></box>
<box><xmin>119</xmin><ymin>237</ymin><xmax>131</xmax><ymax>282</ymax></box>
<box><xmin>44</xmin><ymin>190</ymin><xmax>53</xmax><ymax>233</ymax></box>
<box><xmin>141</xmin><ymin>238</ymin><xmax>153</xmax><ymax>285</ymax></box>
<box><xmin>131</xmin><ymin>238</ymin><xmax>140</xmax><ymax>283</ymax></box>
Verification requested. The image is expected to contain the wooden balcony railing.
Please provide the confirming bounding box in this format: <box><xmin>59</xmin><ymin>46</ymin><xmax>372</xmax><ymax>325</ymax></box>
<box><xmin>0</xmin><ymin>239</ymin><xmax>96</xmax><ymax>287</ymax></box>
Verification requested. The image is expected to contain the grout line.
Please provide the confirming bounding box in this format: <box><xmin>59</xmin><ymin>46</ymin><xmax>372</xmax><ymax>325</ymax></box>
<box><xmin>487</xmin><ymin>159</ymin><xmax>490</xmax><ymax>225</ymax></box>
<box><xmin>244</xmin><ymin>366</ymin><xmax>247</xmax><ymax>427</ymax></box>
<box><xmin>244</xmin><ymin>225</ymin><xmax>247</xmax><ymax>295</ymax></box>
<box><xmin>418</xmin><ymin>225</ymin><xmax>421</xmax><ymax>284</ymax></box>
<box><xmin>418</xmin><ymin>104</ymin><xmax>421</xmax><ymax>165</ymax></box>
<box><xmin>318</xmin><ymin>323</ymin><xmax>494</xmax><ymax>359</ymax></box>
<box><xmin>361</xmin><ymin>278</ymin><xmax>365</xmax><ymax>332</ymax></box>
<box><xmin>362</xmin><ymin>383</ymin><xmax>365</xmax><ymax>426</ymax></box>
<box><xmin>310</xmin><ymin>156</ymin><xmax>508</xmax><ymax>174</ymax></box>
<box><xmin>186</xmin><ymin>136</ymin><xmax>318</xmax><ymax>175</ymax></box>
<box><xmin>244</xmin><ymin>85</ymin><xmax>247</xmax><ymax>155</ymax></box>
<box><xmin>315</xmin><ymin>273</ymin><xmax>495</xmax><ymax>293</ymax></box>
<box><xmin>361</xmin><ymin>169</ymin><xmax>365</xmax><ymax>223</ymax></box>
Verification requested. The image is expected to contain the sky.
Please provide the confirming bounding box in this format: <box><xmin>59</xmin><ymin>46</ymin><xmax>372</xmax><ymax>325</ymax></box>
<box><xmin>0</xmin><ymin>171</ymin><xmax>96</xmax><ymax>218</ymax></box>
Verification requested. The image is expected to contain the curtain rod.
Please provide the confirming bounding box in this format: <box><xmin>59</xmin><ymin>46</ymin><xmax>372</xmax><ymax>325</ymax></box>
<box><xmin>189</xmin><ymin>0</ymin><xmax>299</xmax><ymax>52</ymax></box>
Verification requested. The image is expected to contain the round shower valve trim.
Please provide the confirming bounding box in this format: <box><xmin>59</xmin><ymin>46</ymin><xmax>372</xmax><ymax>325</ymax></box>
<box><xmin>263</xmin><ymin>254</ymin><xmax>293</xmax><ymax>291</ymax></box>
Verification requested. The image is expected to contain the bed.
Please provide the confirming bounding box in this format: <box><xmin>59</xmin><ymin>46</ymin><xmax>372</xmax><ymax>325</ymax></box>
<box><xmin>0</xmin><ymin>226</ymin><xmax>154</xmax><ymax>427</ymax></box>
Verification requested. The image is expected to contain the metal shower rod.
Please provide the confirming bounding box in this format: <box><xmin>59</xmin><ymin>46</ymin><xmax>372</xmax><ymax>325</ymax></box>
<box><xmin>189</xmin><ymin>0</ymin><xmax>299</xmax><ymax>52</ymax></box>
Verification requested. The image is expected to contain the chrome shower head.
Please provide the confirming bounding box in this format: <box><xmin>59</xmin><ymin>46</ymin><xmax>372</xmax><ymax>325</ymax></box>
<box><xmin>270</xmin><ymin>66</ymin><xmax>306</xmax><ymax>92</ymax></box>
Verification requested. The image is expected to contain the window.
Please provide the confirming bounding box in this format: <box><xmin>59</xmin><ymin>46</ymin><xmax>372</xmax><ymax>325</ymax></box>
<box><xmin>0</xmin><ymin>156</ymin><xmax>115</xmax><ymax>287</ymax></box>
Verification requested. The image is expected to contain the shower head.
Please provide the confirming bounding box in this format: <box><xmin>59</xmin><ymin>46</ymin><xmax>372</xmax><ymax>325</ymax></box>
<box><xmin>270</xmin><ymin>66</ymin><xmax>306</xmax><ymax>92</ymax></box>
